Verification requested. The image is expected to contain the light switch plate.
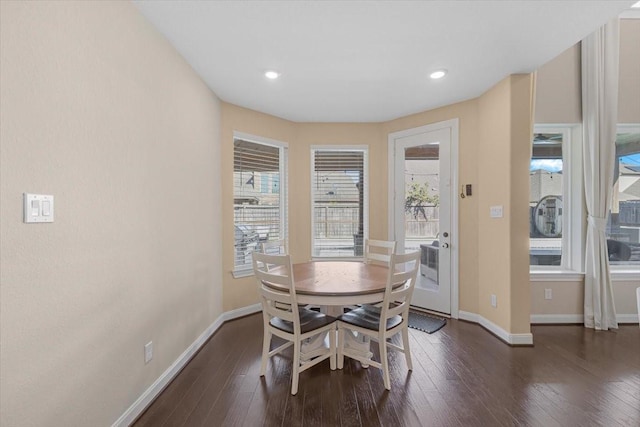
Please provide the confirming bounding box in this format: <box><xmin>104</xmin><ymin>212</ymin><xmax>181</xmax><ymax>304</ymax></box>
<box><xmin>490</xmin><ymin>205</ymin><xmax>503</xmax><ymax>218</ymax></box>
<box><xmin>24</xmin><ymin>193</ymin><xmax>54</xmax><ymax>223</ymax></box>
<box><xmin>144</xmin><ymin>341</ymin><xmax>153</xmax><ymax>364</ymax></box>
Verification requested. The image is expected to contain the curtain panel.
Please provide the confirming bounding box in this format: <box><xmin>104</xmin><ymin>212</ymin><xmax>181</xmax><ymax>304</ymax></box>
<box><xmin>581</xmin><ymin>19</ymin><xmax>620</xmax><ymax>330</ymax></box>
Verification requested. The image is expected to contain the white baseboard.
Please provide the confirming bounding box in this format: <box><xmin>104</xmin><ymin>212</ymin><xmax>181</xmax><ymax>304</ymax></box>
<box><xmin>458</xmin><ymin>310</ymin><xmax>479</xmax><ymax>323</ymax></box>
<box><xmin>530</xmin><ymin>314</ymin><xmax>583</xmax><ymax>324</ymax></box>
<box><xmin>223</xmin><ymin>303</ymin><xmax>261</xmax><ymax>321</ymax></box>
<box><xmin>531</xmin><ymin>313</ymin><xmax>639</xmax><ymax>324</ymax></box>
<box><xmin>458</xmin><ymin>310</ymin><xmax>533</xmax><ymax>345</ymax></box>
<box><xmin>112</xmin><ymin>303</ymin><xmax>262</xmax><ymax>427</ymax></box>
<box><xmin>616</xmin><ymin>314</ymin><xmax>640</xmax><ymax>324</ymax></box>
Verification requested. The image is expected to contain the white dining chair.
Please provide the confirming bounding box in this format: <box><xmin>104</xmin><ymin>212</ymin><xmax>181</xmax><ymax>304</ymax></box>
<box><xmin>363</xmin><ymin>239</ymin><xmax>396</xmax><ymax>266</ymax></box>
<box><xmin>357</xmin><ymin>239</ymin><xmax>397</xmax><ymax>311</ymax></box>
<box><xmin>252</xmin><ymin>252</ymin><xmax>337</xmax><ymax>395</ymax></box>
<box><xmin>336</xmin><ymin>250</ymin><xmax>420</xmax><ymax>390</ymax></box>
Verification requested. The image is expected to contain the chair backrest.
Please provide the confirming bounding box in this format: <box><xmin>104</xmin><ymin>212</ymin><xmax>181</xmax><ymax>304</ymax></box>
<box><xmin>364</xmin><ymin>239</ymin><xmax>396</xmax><ymax>266</ymax></box>
<box><xmin>252</xmin><ymin>252</ymin><xmax>299</xmax><ymax>330</ymax></box>
<box><xmin>379</xmin><ymin>251</ymin><xmax>421</xmax><ymax>330</ymax></box>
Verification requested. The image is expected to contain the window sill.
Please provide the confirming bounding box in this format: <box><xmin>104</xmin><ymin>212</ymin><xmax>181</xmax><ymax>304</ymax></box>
<box><xmin>310</xmin><ymin>257</ymin><xmax>364</xmax><ymax>262</ymax></box>
<box><xmin>530</xmin><ymin>271</ymin><xmax>584</xmax><ymax>282</ymax></box>
<box><xmin>232</xmin><ymin>268</ymin><xmax>254</xmax><ymax>279</ymax></box>
<box><xmin>530</xmin><ymin>270</ymin><xmax>640</xmax><ymax>282</ymax></box>
<box><xmin>610</xmin><ymin>269</ymin><xmax>640</xmax><ymax>282</ymax></box>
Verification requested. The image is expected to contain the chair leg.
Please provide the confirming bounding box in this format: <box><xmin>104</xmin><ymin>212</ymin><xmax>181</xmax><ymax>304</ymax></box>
<box><xmin>380</xmin><ymin>334</ymin><xmax>391</xmax><ymax>390</ymax></box>
<box><xmin>401</xmin><ymin>325</ymin><xmax>413</xmax><ymax>371</ymax></box>
<box><xmin>291</xmin><ymin>339</ymin><xmax>301</xmax><ymax>395</ymax></box>
<box><xmin>329</xmin><ymin>326</ymin><xmax>337</xmax><ymax>370</ymax></box>
<box><xmin>337</xmin><ymin>326</ymin><xmax>345</xmax><ymax>370</ymax></box>
<box><xmin>260</xmin><ymin>329</ymin><xmax>271</xmax><ymax>377</ymax></box>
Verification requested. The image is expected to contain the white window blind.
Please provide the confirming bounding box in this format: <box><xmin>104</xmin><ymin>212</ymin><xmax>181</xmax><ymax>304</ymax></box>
<box><xmin>311</xmin><ymin>148</ymin><xmax>368</xmax><ymax>258</ymax></box>
<box><xmin>234</xmin><ymin>136</ymin><xmax>287</xmax><ymax>272</ymax></box>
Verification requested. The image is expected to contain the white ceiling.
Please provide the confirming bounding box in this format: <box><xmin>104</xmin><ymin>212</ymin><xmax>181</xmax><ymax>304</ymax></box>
<box><xmin>134</xmin><ymin>1</ymin><xmax>636</xmax><ymax>123</ymax></box>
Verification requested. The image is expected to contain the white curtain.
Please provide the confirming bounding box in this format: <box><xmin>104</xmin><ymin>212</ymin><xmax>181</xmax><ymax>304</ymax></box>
<box><xmin>581</xmin><ymin>19</ymin><xmax>619</xmax><ymax>330</ymax></box>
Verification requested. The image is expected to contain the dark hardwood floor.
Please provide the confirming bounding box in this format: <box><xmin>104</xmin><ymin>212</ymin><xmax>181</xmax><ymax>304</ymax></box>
<box><xmin>133</xmin><ymin>314</ymin><xmax>640</xmax><ymax>427</ymax></box>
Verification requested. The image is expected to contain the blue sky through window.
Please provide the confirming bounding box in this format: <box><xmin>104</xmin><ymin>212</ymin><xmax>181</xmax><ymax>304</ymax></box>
<box><xmin>530</xmin><ymin>159</ymin><xmax>562</xmax><ymax>172</ymax></box>
<box><xmin>531</xmin><ymin>154</ymin><xmax>640</xmax><ymax>172</ymax></box>
<box><xmin>620</xmin><ymin>153</ymin><xmax>640</xmax><ymax>166</ymax></box>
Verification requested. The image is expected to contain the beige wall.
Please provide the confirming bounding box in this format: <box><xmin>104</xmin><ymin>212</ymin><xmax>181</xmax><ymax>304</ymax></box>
<box><xmin>0</xmin><ymin>2</ymin><xmax>223</xmax><ymax>426</ymax></box>
<box><xmin>530</xmin><ymin>281</ymin><xmax>584</xmax><ymax>315</ymax></box>
<box><xmin>619</xmin><ymin>19</ymin><xmax>640</xmax><ymax>123</ymax></box>
<box><xmin>535</xmin><ymin>44</ymin><xmax>582</xmax><ymax>123</ymax></box>
<box><xmin>535</xmin><ymin>19</ymin><xmax>640</xmax><ymax>124</ymax></box>
<box><xmin>509</xmin><ymin>75</ymin><xmax>537</xmax><ymax>334</ymax></box>
<box><xmin>531</xmin><ymin>280</ymin><xmax>639</xmax><ymax>318</ymax></box>
<box><xmin>474</xmin><ymin>75</ymin><xmax>535</xmax><ymax>334</ymax></box>
<box><xmin>477</xmin><ymin>78</ymin><xmax>513</xmax><ymax>328</ymax></box>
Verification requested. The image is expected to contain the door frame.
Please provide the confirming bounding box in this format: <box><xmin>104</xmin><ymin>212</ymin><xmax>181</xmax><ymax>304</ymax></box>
<box><xmin>387</xmin><ymin>119</ymin><xmax>459</xmax><ymax>319</ymax></box>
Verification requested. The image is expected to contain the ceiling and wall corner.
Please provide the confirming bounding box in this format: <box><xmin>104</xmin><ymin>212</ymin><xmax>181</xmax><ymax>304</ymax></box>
<box><xmin>133</xmin><ymin>0</ymin><xmax>635</xmax><ymax>123</ymax></box>
<box><xmin>535</xmin><ymin>19</ymin><xmax>640</xmax><ymax>124</ymax></box>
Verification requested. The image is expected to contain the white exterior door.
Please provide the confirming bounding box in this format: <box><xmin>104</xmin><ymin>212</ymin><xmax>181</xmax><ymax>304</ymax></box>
<box><xmin>389</xmin><ymin>121</ymin><xmax>458</xmax><ymax>315</ymax></box>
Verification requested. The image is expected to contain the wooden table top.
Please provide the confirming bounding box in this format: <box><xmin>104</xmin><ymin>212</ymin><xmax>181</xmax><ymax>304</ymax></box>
<box><xmin>285</xmin><ymin>261</ymin><xmax>389</xmax><ymax>296</ymax></box>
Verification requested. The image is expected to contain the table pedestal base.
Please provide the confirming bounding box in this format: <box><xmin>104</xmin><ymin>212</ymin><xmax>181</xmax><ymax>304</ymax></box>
<box><xmin>300</xmin><ymin>330</ymin><xmax>372</xmax><ymax>367</ymax></box>
<box><xmin>300</xmin><ymin>305</ymin><xmax>373</xmax><ymax>367</ymax></box>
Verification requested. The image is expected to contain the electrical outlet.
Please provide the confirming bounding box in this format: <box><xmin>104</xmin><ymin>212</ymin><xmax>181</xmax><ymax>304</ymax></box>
<box><xmin>544</xmin><ymin>288</ymin><xmax>553</xmax><ymax>300</ymax></box>
<box><xmin>491</xmin><ymin>294</ymin><xmax>497</xmax><ymax>308</ymax></box>
<box><xmin>490</xmin><ymin>206</ymin><xmax>503</xmax><ymax>218</ymax></box>
<box><xmin>144</xmin><ymin>341</ymin><xmax>153</xmax><ymax>364</ymax></box>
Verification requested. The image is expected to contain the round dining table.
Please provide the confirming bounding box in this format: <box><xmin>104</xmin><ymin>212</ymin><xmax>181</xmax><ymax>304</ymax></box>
<box><xmin>287</xmin><ymin>261</ymin><xmax>390</xmax><ymax>308</ymax></box>
<box><xmin>266</xmin><ymin>260</ymin><xmax>390</xmax><ymax>365</ymax></box>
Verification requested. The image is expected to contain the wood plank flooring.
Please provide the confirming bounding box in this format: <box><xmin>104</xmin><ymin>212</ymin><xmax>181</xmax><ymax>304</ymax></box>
<box><xmin>133</xmin><ymin>314</ymin><xmax>640</xmax><ymax>426</ymax></box>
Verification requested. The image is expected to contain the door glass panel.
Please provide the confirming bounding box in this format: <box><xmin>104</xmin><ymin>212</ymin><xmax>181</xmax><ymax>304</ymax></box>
<box><xmin>404</xmin><ymin>144</ymin><xmax>440</xmax><ymax>291</ymax></box>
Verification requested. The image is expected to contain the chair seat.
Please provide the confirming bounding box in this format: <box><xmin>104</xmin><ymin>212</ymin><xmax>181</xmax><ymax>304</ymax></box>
<box><xmin>270</xmin><ymin>308</ymin><xmax>336</xmax><ymax>334</ymax></box>
<box><xmin>338</xmin><ymin>306</ymin><xmax>402</xmax><ymax>331</ymax></box>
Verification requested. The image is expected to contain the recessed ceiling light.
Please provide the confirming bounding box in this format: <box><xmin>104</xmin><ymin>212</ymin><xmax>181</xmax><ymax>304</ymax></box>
<box><xmin>265</xmin><ymin>70</ymin><xmax>280</xmax><ymax>80</ymax></box>
<box><xmin>430</xmin><ymin>70</ymin><xmax>447</xmax><ymax>80</ymax></box>
<box><xmin>632</xmin><ymin>1</ymin><xmax>640</xmax><ymax>8</ymax></box>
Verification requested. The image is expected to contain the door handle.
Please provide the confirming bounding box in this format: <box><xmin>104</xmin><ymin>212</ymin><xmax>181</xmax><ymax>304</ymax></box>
<box><xmin>441</xmin><ymin>243</ymin><xmax>449</xmax><ymax>249</ymax></box>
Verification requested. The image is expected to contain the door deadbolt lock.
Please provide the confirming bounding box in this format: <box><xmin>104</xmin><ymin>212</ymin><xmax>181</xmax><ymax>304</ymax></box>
<box><xmin>443</xmin><ymin>232</ymin><xmax>449</xmax><ymax>237</ymax></box>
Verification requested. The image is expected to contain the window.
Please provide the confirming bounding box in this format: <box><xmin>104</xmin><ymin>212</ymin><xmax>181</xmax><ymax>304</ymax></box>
<box><xmin>606</xmin><ymin>126</ymin><xmax>640</xmax><ymax>267</ymax></box>
<box><xmin>529</xmin><ymin>132</ymin><xmax>564</xmax><ymax>267</ymax></box>
<box><xmin>530</xmin><ymin>125</ymin><xmax>640</xmax><ymax>275</ymax></box>
<box><xmin>529</xmin><ymin>126</ymin><xmax>583</xmax><ymax>272</ymax></box>
<box><xmin>233</xmin><ymin>134</ymin><xmax>287</xmax><ymax>273</ymax></box>
<box><xmin>311</xmin><ymin>147</ymin><xmax>368</xmax><ymax>258</ymax></box>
